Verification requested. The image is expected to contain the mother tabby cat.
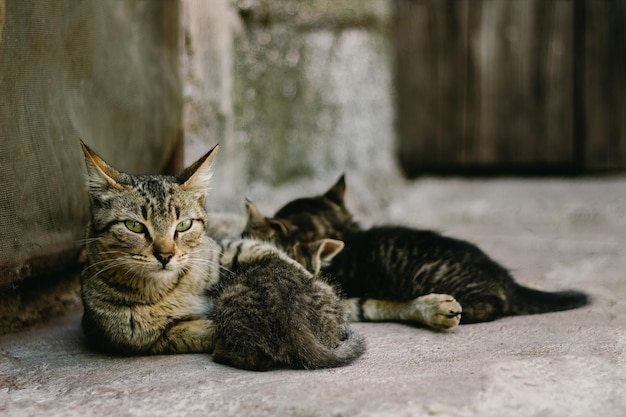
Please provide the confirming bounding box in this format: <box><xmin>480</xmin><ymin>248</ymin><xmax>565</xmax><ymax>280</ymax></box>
<box><xmin>79</xmin><ymin>142</ymin><xmax>364</xmax><ymax>370</ymax></box>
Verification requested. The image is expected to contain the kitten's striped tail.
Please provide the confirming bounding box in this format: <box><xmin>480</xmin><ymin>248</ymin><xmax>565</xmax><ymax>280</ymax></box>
<box><xmin>510</xmin><ymin>284</ymin><xmax>590</xmax><ymax>316</ymax></box>
<box><xmin>298</xmin><ymin>326</ymin><xmax>366</xmax><ymax>370</ymax></box>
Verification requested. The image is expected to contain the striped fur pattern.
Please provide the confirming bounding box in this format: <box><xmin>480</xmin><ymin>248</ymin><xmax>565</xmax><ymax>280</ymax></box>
<box><xmin>244</xmin><ymin>175</ymin><xmax>590</xmax><ymax>326</ymax></box>
<box><xmin>209</xmin><ymin>238</ymin><xmax>365</xmax><ymax>371</ymax></box>
<box><xmin>80</xmin><ymin>141</ymin><xmax>220</xmax><ymax>354</ymax></box>
<box><xmin>80</xmin><ymin>142</ymin><xmax>364</xmax><ymax>370</ymax></box>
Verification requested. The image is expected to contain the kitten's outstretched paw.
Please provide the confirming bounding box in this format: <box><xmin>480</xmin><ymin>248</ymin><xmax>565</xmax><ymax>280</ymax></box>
<box><xmin>411</xmin><ymin>293</ymin><xmax>462</xmax><ymax>330</ymax></box>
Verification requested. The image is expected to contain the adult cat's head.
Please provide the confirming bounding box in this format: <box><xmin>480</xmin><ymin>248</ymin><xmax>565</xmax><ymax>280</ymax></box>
<box><xmin>81</xmin><ymin>141</ymin><xmax>219</xmax><ymax>288</ymax></box>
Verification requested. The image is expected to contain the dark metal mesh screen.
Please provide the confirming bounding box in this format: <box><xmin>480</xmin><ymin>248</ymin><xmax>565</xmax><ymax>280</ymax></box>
<box><xmin>0</xmin><ymin>0</ymin><xmax>181</xmax><ymax>289</ymax></box>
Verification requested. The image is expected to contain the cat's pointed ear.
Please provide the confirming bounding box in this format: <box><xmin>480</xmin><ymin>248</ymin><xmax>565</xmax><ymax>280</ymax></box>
<box><xmin>244</xmin><ymin>199</ymin><xmax>293</xmax><ymax>238</ymax></box>
<box><xmin>308</xmin><ymin>238</ymin><xmax>344</xmax><ymax>275</ymax></box>
<box><xmin>80</xmin><ymin>140</ymin><xmax>125</xmax><ymax>192</ymax></box>
<box><xmin>179</xmin><ymin>144</ymin><xmax>219</xmax><ymax>197</ymax></box>
<box><xmin>242</xmin><ymin>199</ymin><xmax>268</xmax><ymax>239</ymax></box>
<box><xmin>244</xmin><ymin>199</ymin><xmax>265</xmax><ymax>226</ymax></box>
<box><xmin>315</xmin><ymin>238</ymin><xmax>344</xmax><ymax>261</ymax></box>
<box><xmin>323</xmin><ymin>174</ymin><xmax>346</xmax><ymax>204</ymax></box>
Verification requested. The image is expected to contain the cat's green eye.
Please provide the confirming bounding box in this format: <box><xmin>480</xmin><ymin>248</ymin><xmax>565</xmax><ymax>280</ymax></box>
<box><xmin>176</xmin><ymin>219</ymin><xmax>192</xmax><ymax>232</ymax></box>
<box><xmin>125</xmin><ymin>220</ymin><xmax>146</xmax><ymax>233</ymax></box>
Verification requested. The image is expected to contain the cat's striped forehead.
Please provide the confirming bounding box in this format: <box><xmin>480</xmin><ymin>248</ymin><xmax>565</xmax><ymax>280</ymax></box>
<box><xmin>129</xmin><ymin>176</ymin><xmax>178</xmax><ymax>218</ymax></box>
<box><xmin>131</xmin><ymin>175</ymin><xmax>203</xmax><ymax>212</ymax></box>
<box><xmin>131</xmin><ymin>176</ymin><xmax>178</xmax><ymax>208</ymax></box>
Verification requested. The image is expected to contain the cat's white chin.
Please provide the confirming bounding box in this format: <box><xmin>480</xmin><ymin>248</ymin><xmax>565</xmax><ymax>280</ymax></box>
<box><xmin>150</xmin><ymin>266</ymin><xmax>181</xmax><ymax>279</ymax></box>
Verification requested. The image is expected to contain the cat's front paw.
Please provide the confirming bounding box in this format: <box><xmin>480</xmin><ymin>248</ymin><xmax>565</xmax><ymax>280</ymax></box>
<box><xmin>410</xmin><ymin>293</ymin><xmax>462</xmax><ymax>331</ymax></box>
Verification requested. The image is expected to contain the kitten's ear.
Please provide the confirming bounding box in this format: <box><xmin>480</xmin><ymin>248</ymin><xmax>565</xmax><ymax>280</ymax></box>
<box><xmin>244</xmin><ymin>199</ymin><xmax>265</xmax><ymax>226</ymax></box>
<box><xmin>308</xmin><ymin>238</ymin><xmax>344</xmax><ymax>274</ymax></box>
<box><xmin>243</xmin><ymin>199</ymin><xmax>267</xmax><ymax>239</ymax></box>
<box><xmin>179</xmin><ymin>144</ymin><xmax>219</xmax><ymax>198</ymax></box>
<box><xmin>315</xmin><ymin>238</ymin><xmax>345</xmax><ymax>261</ymax></box>
<box><xmin>323</xmin><ymin>174</ymin><xmax>346</xmax><ymax>204</ymax></box>
<box><xmin>244</xmin><ymin>199</ymin><xmax>292</xmax><ymax>237</ymax></box>
<box><xmin>80</xmin><ymin>140</ymin><xmax>125</xmax><ymax>192</ymax></box>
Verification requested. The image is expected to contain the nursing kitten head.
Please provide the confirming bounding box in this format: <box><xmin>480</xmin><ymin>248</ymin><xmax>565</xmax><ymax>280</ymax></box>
<box><xmin>242</xmin><ymin>199</ymin><xmax>344</xmax><ymax>275</ymax></box>
<box><xmin>81</xmin><ymin>141</ymin><xmax>219</xmax><ymax>296</ymax></box>
<box><xmin>272</xmin><ymin>174</ymin><xmax>359</xmax><ymax>242</ymax></box>
<box><xmin>242</xmin><ymin>175</ymin><xmax>359</xmax><ymax>255</ymax></box>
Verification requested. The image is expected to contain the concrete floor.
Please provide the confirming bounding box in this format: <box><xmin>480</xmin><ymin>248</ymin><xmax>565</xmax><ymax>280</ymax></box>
<box><xmin>1</xmin><ymin>175</ymin><xmax>625</xmax><ymax>417</ymax></box>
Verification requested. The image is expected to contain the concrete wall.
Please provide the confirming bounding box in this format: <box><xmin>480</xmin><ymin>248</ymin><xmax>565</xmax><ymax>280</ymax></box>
<box><xmin>182</xmin><ymin>0</ymin><xmax>396</xmax><ymax>213</ymax></box>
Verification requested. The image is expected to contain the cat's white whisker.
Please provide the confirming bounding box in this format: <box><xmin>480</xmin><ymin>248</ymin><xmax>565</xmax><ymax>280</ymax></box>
<box><xmin>186</xmin><ymin>256</ymin><xmax>234</xmax><ymax>277</ymax></box>
<box><xmin>88</xmin><ymin>261</ymin><xmax>128</xmax><ymax>281</ymax></box>
<box><xmin>78</xmin><ymin>237</ymin><xmax>103</xmax><ymax>244</ymax></box>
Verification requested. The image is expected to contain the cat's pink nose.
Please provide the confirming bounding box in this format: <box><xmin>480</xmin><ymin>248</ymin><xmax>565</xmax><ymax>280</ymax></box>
<box><xmin>155</xmin><ymin>251</ymin><xmax>173</xmax><ymax>267</ymax></box>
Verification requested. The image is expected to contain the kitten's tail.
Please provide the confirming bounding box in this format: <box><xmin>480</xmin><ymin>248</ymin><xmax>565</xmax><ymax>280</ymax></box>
<box><xmin>297</xmin><ymin>326</ymin><xmax>366</xmax><ymax>370</ymax></box>
<box><xmin>510</xmin><ymin>284</ymin><xmax>590</xmax><ymax>316</ymax></box>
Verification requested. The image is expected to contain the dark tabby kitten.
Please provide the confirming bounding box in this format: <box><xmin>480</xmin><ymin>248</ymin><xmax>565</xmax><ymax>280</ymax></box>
<box><xmin>244</xmin><ymin>175</ymin><xmax>590</xmax><ymax>326</ymax></box>
<box><xmin>80</xmin><ymin>141</ymin><xmax>364</xmax><ymax>370</ymax></box>
<box><xmin>209</xmin><ymin>237</ymin><xmax>365</xmax><ymax>371</ymax></box>
<box><xmin>244</xmin><ymin>199</ymin><xmax>463</xmax><ymax>330</ymax></box>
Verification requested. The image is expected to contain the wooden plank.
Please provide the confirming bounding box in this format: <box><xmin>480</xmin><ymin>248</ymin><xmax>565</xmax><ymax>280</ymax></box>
<box><xmin>582</xmin><ymin>0</ymin><xmax>626</xmax><ymax>170</ymax></box>
<box><xmin>395</xmin><ymin>0</ymin><xmax>470</xmax><ymax>173</ymax></box>
<box><xmin>469</xmin><ymin>0</ymin><xmax>575</xmax><ymax>166</ymax></box>
<box><xmin>395</xmin><ymin>0</ymin><xmax>576</xmax><ymax>176</ymax></box>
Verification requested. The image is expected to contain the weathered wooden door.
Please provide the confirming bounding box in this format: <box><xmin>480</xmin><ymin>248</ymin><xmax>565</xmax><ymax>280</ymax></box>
<box><xmin>395</xmin><ymin>0</ymin><xmax>626</xmax><ymax>176</ymax></box>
